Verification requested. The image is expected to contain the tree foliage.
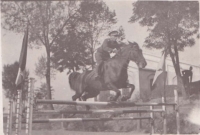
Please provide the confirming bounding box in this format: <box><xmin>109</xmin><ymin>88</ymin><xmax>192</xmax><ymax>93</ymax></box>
<box><xmin>129</xmin><ymin>1</ymin><xmax>199</xmax><ymax>98</ymax></box>
<box><xmin>2</xmin><ymin>62</ymin><xmax>29</xmax><ymax>100</ymax></box>
<box><xmin>35</xmin><ymin>55</ymin><xmax>57</xmax><ymax>79</ymax></box>
<box><xmin>1</xmin><ymin>1</ymin><xmax>80</xmax><ymax>104</ymax></box>
<box><xmin>130</xmin><ymin>1</ymin><xmax>199</xmax><ymax>50</ymax></box>
<box><xmin>51</xmin><ymin>0</ymin><xmax>117</xmax><ymax>72</ymax></box>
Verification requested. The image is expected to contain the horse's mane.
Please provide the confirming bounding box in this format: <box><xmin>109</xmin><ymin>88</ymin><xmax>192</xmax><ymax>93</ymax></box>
<box><xmin>112</xmin><ymin>41</ymin><xmax>139</xmax><ymax>59</ymax></box>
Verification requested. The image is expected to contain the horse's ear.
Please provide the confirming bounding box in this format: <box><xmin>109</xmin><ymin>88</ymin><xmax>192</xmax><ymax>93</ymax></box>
<box><xmin>128</xmin><ymin>41</ymin><xmax>132</xmax><ymax>44</ymax></box>
<box><xmin>132</xmin><ymin>42</ymin><xmax>138</xmax><ymax>46</ymax></box>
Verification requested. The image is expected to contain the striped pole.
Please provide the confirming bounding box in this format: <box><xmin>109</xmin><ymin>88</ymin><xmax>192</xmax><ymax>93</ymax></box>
<box><xmin>150</xmin><ymin>106</ymin><xmax>154</xmax><ymax>134</ymax></box>
<box><xmin>36</xmin><ymin>99</ymin><xmax>176</xmax><ymax>106</ymax></box>
<box><xmin>162</xmin><ymin>96</ymin><xmax>167</xmax><ymax>134</ymax></box>
<box><xmin>174</xmin><ymin>89</ymin><xmax>180</xmax><ymax>134</ymax></box>
<box><xmin>26</xmin><ymin>78</ymin><xmax>35</xmax><ymax>135</ymax></box>
<box><xmin>23</xmin><ymin>117</ymin><xmax>152</xmax><ymax>123</ymax></box>
<box><xmin>6</xmin><ymin>98</ymin><xmax>13</xmax><ymax>135</ymax></box>
<box><xmin>34</xmin><ymin>109</ymin><xmax>164</xmax><ymax>114</ymax></box>
<box><xmin>25</xmin><ymin>79</ymin><xmax>30</xmax><ymax>134</ymax></box>
<box><xmin>18</xmin><ymin>90</ymin><xmax>22</xmax><ymax>133</ymax></box>
<box><xmin>15</xmin><ymin>90</ymin><xmax>22</xmax><ymax>135</ymax></box>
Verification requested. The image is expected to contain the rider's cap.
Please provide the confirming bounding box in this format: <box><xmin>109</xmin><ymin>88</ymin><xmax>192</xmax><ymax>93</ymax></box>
<box><xmin>108</xmin><ymin>30</ymin><xmax>119</xmax><ymax>36</ymax></box>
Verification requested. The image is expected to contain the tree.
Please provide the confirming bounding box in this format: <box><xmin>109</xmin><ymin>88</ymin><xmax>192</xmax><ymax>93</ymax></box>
<box><xmin>129</xmin><ymin>1</ymin><xmax>199</xmax><ymax>98</ymax></box>
<box><xmin>2</xmin><ymin>62</ymin><xmax>29</xmax><ymax>101</ymax></box>
<box><xmin>51</xmin><ymin>0</ymin><xmax>117</xmax><ymax>72</ymax></box>
<box><xmin>35</xmin><ymin>55</ymin><xmax>57</xmax><ymax>79</ymax></box>
<box><xmin>1</xmin><ymin>1</ymin><xmax>80</xmax><ymax>108</ymax></box>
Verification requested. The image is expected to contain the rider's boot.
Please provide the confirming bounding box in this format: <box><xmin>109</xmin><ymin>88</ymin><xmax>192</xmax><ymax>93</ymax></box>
<box><xmin>94</xmin><ymin>65</ymin><xmax>100</xmax><ymax>80</ymax></box>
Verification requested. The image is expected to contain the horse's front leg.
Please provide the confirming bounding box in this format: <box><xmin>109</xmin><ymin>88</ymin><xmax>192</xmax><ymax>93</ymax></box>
<box><xmin>108</xmin><ymin>83</ymin><xmax>121</xmax><ymax>101</ymax></box>
<box><xmin>121</xmin><ymin>83</ymin><xmax>135</xmax><ymax>101</ymax></box>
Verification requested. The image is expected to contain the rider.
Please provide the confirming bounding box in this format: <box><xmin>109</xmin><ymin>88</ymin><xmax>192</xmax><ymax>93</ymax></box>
<box><xmin>94</xmin><ymin>30</ymin><xmax>125</xmax><ymax>79</ymax></box>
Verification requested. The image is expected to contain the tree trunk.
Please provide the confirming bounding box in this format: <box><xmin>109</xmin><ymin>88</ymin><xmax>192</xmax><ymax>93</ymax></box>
<box><xmin>168</xmin><ymin>46</ymin><xmax>187</xmax><ymax>98</ymax></box>
<box><xmin>45</xmin><ymin>45</ymin><xmax>54</xmax><ymax>110</ymax></box>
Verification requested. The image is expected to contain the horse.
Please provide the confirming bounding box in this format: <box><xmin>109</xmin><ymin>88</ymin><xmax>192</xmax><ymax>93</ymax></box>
<box><xmin>68</xmin><ymin>41</ymin><xmax>147</xmax><ymax>106</ymax></box>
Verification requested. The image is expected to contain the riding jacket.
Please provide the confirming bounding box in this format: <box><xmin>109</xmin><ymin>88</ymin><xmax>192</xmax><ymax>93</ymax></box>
<box><xmin>95</xmin><ymin>37</ymin><xmax>123</xmax><ymax>64</ymax></box>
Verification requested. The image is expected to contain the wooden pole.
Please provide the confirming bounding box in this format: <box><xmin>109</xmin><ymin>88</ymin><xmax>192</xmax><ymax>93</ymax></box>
<box><xmin>6</xmin><ymin>99</ymin><xmax>13</xmax><ymax>135</ymax></box>
<box><xmin>137</xmin><ymin>107</ymin><xmax>141</xmax><ymax>130</ymax></box>
<box><xmin>174</xmin><ymin>89</ymin><xmax>180</xmax><ymax>134</ymax></box>
<box><xmin>27</xmin><ymin>117</ymin><xmax>152</xmax><ymax>123</ymax></box>
<box><xmin>35</xmin><ymin>109</ymin><xmax>164</xmax><ymax>114</ymax></box>
<box><xmin>162</xmin><ymin>96</ymin><xmax>167</xmax><ymax>134</ymax></box>
<box><xmin>61</xmin><ymin>114</ymin><xmax>64</xmax><ymax>129</ymax></box>
<box><xmin>36</xmin><ymin>99</ymin><xmax>176</xmax><ymax>106</ymax></box>
<box><xmin>150</xmin><ymin>106</ymin><xmax>154</xmax><ymax>134</ymax></box>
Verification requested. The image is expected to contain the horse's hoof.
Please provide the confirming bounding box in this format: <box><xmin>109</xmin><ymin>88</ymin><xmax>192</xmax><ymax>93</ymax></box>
<box><xmin>121</xmin><ymin>95</ymin><xmax>129</xmax><ymax>101</ymax></box>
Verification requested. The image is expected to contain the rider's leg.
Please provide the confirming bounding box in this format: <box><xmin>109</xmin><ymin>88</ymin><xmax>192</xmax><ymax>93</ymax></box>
<box><xmin>94</xmin><ymin>52</ymin><xmax>103</xmax><ymax>78</ymax></box>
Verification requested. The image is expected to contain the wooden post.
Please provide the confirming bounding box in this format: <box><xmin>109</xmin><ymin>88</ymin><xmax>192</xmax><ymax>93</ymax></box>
<box><xmin>137</xmin><ymin>107</ymin><xmax>141</xmax><ymax>130</ymax></box>
<box><xmin>6</xmin><ymin>99</ymin><xmax>13</xmax><ymax>135</ymax></box>
<box><xmin>61</xmin><ymin>114</ymin><xmax>64</xmax><ymax>129</ymax></box>
<box><xmin>150</xmin><ymin>106</ymin><xmax>154</xmax><ymax>134</ymax></box>
<box><xmin>174</xmin><ymin>89</ymin><xmax>180</xmax><ymax>135</ymax></box>
<box><xmin>162</xmin><ymin>96</ymin><xmax>167</xmax><ymax>134</ymax></box>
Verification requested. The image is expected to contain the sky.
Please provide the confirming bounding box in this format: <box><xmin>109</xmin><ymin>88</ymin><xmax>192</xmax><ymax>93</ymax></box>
<box><xmin>1</xmin><ymin>0</ymin><xmax>200</xmax><ymax>113</ymax></box>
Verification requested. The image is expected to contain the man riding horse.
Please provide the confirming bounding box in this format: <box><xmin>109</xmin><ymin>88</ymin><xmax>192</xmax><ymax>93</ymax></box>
<box><xmin>94</xmin><ymin>30</ymin><xmax>126</xmax><ymax>79</ymax></box>
<box><xmin>68</xmin><ymin>29</ymin><xmax>147</xmax><ymax>109</ymax></box>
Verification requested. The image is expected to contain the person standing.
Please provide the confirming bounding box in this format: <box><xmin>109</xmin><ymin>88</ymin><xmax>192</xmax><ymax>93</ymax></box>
<box><xmin>182</xmin><ymin>66</ymin><xmax>193</xmax><ymax>95</ymax></box>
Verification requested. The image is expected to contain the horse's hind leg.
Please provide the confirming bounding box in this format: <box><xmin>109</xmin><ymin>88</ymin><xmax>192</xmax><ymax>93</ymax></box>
<box><xmin>108</xmin><ymin>83</ymin><xmax>121</xmax><ymax>101</ymax></box>
<box><xmin>81</xmin><ymin>90</ymin><xmax>100</xmax><ymax>110</ymax></box>
<box><xmin>121</xmin><ymin>84</ymin><xmax>135</xmax><ymax>101</ymax></box>
<box><xmin>72</xmin><ymin>93</ymin><xmax>82</xmax><ymax>101</ymax></box>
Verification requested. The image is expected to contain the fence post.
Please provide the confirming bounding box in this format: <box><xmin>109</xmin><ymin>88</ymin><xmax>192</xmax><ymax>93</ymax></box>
<box><xmin>150</xmin><ymin>106</ymin><xmax>154</xmax><ymax>134</ymax></box>
<box><xmin>137</xmin><ymin>107</ymin><xmax>141</xmax><ymax>130</ymax></box>
<box><xmin>61</xmin><ymin>114</ymin><xmax>64</xmax><ymax>129</ymax></box>
<box><xmin>162</xmin><ymin>96</ymin><xmax>167</xmax><ymax>134</ymax></box>
<box><xmin>174</xmin><ymin>89</ymin><xmax>180</xmax><ymax>135</ymax></box>
<box><xmin>6</xmin><ymin>98</ymin><xmax>13</xmax><ymax>135</ymax></box>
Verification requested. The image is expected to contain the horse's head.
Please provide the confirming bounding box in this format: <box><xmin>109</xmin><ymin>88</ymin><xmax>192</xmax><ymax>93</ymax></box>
<box><xmin>118</xmin><ymin>41</ymin><xmax>147</xmax><ymax>68</ymax></box>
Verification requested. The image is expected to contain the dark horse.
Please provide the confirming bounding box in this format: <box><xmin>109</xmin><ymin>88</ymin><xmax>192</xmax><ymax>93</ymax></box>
<box><xmin>69</xmin><ymin>41</ymin><xmax>147</xmax><ymax>104</ymax></box>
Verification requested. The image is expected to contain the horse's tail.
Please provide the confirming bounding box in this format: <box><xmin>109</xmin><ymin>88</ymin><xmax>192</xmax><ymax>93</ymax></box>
<box><xmin>68</xmin><ymin>71</ymin><xmax>86</xmax><ymax>92</ymax></box>
<box><xmin>68</xmin><ymin>72</ymin><xmax>79</xmax><ymax>92</ymax></box>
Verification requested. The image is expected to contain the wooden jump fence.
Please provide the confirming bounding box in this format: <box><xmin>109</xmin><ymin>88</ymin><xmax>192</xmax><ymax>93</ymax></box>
<box><xmin>5</xmin><ymin>78</ymin><xmax>180</xmax><ymax>135</ymax></box>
